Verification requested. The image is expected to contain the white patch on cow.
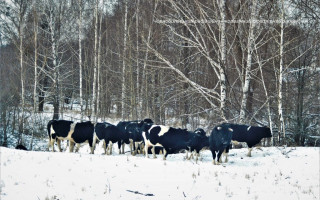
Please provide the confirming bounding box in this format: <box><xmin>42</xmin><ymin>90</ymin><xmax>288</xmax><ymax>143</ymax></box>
<box><xmin>214</xmin><ymin>150</ymin><xmax>220</xmax><ymax>163</ymax></box>
<box><xmin>50</xmin><ymin>126</ymin><xmax>55</xmax><ymax>135</ymax></box>
<box><xmin>67</xmin><ymin>123</ymin><xmax>76</xmax><ymax>143</ymax></box>
<box><xmin>91</xmin><ymin>132</ymin><xmax>98</xmax><ymax>154</ymax></box>
<box><xmin>228</xmin><ymin>128</ymin><xmax>233</xmax><ymax>132</ymax></box>
<box><xmin>142</xmin><ymin>130</ymin><xmax>163</xmax><ymax>159</ymax></box>
<box><xmin>49</xmin><ymin>125</ymin><xmax>55</xmax><ymax>151</ymax></box>
<box><xmin>247</xmin><ymin>126</ymin><xmax>251</xmax><ymax>131</ymax></box>
<box><xmin>157</xmin><ymin>125</ymin><xmax>170</xmax><ymax>137</ymax></box>
<box><xmin>217</xmin><ymin>127</ymin><xmax>222</xmax><ymax>130</ymax></box>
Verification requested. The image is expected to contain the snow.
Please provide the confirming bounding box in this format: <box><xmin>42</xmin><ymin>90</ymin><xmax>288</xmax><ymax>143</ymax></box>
<box><xmin>1</xmin><ymin>146</ymin><xmax>319</xmax><ymax>200</ymax></box>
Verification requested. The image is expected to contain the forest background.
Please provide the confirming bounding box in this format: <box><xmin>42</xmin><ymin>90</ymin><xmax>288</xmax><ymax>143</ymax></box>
<box><xmin>0</xmin><ymin>0</ymin><xmax>319</xmax><ymax>149</ymax></box>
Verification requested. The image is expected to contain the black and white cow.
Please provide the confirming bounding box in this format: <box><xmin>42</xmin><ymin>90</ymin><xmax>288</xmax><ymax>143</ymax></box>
<box><xmin>116</xmin><ymin>118</ymin><xmax>154</xmax><ymax>155</ymax></box>
<box><xmin>209</xmin><ymin>123</ymin><xmax>234</xmax><ymax>165</ymax></box>
<box><xmin>94</xmin><ymin>122</ymin><xmax>129</xmax><ymax>155</ymax></box>
<box><xmin>142</xmin><ymin>125</ymin><xmax>209</xmax><ymax>160</ymax></box>
<box><xmin>47</xmin><ymin>119</ymin><xmax>74</xmax><ymax>152</ymax></box>
<box><xmin>47</xmin><ymin>120</ymin><xmax>95</xmax><ymax>153</ymax></box>
<box><xmin>226</xmin><ymin>124</ymin><xmax>272</xmax><ymax>157</ymax></box>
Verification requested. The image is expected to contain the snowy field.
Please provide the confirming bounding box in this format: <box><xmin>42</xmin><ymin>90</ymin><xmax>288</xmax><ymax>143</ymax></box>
<box><xmin>1</xmin><ymin>145</ymin><xmax>319</xmax><ymax>200</ymax></box>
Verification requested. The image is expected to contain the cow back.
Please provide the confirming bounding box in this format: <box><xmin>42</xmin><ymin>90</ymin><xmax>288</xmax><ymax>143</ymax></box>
<box><xmin>50</xmin><ymin>120</ymin><xmax>74</xmax><ymax>138</ymax></box>
<box><xmin>72</xmin><ymin>121</ymin><xmax>94</xmax><ymax>143</ymax></box>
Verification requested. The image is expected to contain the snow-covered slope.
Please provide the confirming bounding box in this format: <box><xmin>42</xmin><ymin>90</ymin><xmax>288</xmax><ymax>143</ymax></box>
<box><xmin>1</xmin><ymin>146</ymin><xmax>319</xmax><ymax>200</ymax></box>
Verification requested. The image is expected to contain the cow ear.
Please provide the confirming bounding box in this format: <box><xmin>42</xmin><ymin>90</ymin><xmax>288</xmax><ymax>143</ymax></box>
<box><xmin>228</xmin><ymin>128</ymin><xmax>233</xmax><ymax>132</ymax></box>
<box><xmin>217</xmin><ymin>126</ymin><xmax>222</xmax><ymax>130</ymax></box>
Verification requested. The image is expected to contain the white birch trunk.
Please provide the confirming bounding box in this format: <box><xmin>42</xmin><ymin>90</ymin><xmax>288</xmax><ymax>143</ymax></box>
<box><xmin>239</xmin><ymin>0</ymin><xmax>257</xmax><ymax>123</ymax></box>
<box><xmin>278</xmin><ymin>0</ymin><xmax>286</xmax><ymax>144</ymax></box>
<box><xmin>219</xmin><ymin>0</ymin><xmax>227</xmax><ymax>120</ymax></box>
<box><xmin>96</xmin><ymin>11</ymin><xmax>103</xmax><ymax>121</ymax></box>
<box><xmin>121</xmin><ymin>0</ymin><xmax>128</xmax><ymax>119</ymax></box>
<box><xmin>92</xmin><ymin>1</ymin><xmax>98</xmax><ymax>120</ymax></box>
<box><xmin>49</xmin><ymin>8</ymin><xmax>59</xmax><ymax>120</ymax></box>
<box><xmin>136</xmin><ymin>0</ymin><xmax>140</xmax><ymax>119</ymax></box>
<box><xmin>19</xmin><ymin>19</ymin><xmax>25</xmax><ymax>144</ymax></box>
<box><xmin>31</xmin><ymin>9</ymin><xmax>38</xmax><ymax>150</ymax></box>
<box><xmin>78</xmin><ymin>0</ymin><xmax>83</xmax><ymax>120</ymax></box>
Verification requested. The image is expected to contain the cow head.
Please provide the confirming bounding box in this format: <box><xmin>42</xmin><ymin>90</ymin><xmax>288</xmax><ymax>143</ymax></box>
<box><xmin>143</xmin><ymin>118</ymin><xmax>154</xmax><ymax>124</ymax></box>
<box><xmin>194</xmin><ymin>128</ymin><xmax>206</xmax><ymax>136</ymax></box>
<box><xmin>263</xmin><ymin>127</ymin><xmax>272</xmax><ymax>138</ymax></box>
<box><xmin>213</xmin><ymin>123</ymin><xmax>234</xmax><ymax>146</ymax></box>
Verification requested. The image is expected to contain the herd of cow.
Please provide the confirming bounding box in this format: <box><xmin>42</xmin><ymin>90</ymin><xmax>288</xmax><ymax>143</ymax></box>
<box><xmin>46</xmin><ymin>118</ymin><xmax>272</xmax><ymax>164</ymax></box>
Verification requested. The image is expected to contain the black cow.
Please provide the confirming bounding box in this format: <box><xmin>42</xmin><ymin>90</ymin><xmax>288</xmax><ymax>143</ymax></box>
<box><xmin>70</xmin><ymin>121</ymin><xmax>95</xmax><ymax>153</ymax></box>
<box><xmin>116</xmin><ymin>118</ymin><xmax>154</xmax><ymax>155</ymax></box>
<box><xmin>47</xmin><ymin>119</ymin><xmax>74</xmax><ymax>152</ymax></box>
<box><xmin>226</xmin><ymin>124</ymin><xmax>272</xmax><ymax>157</ymax></box>
<box><xmin>209</xmin><ymin>123</ymin><xmax>234</xmax><ymax>165</ymax></box>
<box><xmin>47</xmin><ymin>120</ymin><xmax>95</xmax><ymax>153</ymax></box>
<box><xmin>142</xmin><ymin>125</ymin><xmax>209</xmax><ymax>160</ymax></box>
<box><xmin>94</xmin><ymin>122</ymin><xmax>129</xmax><ymax>155</ymax></box>
<box><xmin>187</xmin><ymin>128</ymin><xmax>209</xmax><ymax>161</ymax></box>
<box><xmin>15</xmin><ymin>144</ymin><xmax>28</xmax><ymax>151</ymax></box>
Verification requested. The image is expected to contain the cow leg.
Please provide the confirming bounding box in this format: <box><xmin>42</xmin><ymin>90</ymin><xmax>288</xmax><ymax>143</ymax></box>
<box><xmin>57</xmin><ymin>139</ymin><xmax>62</xmax><ymax>152</ymax></box>
<box><xmin>151</xmin><ymin>146</ymin><xmax>157</xmax><ymax>159</ymax></box>
<box><xmin>122</xmin><ymin>143</ymin><xmax>125</xmax><ymax>154</ymax></box>
<box><xmin>195</xmin><ymin>151</ymin><xmax>199</xmax><ymax>162</ymax></box>
<box><xmin>247</xmin><ymin>148</ymin><xmax>253</xmax><ymax>157</ymax></box>
<box><xmin>129</xmin><ymin>139</ymin><xmax>133</xmax><ymax>155</ymax></box>
<box><xmin>69</xmin><ymin>141</ymin><xmax>75</xmax><ymax>152</ymax></box>
<box><xmin>89</xmin><ymin>139</ymin><xmax>95</xmax><ymax>154</ymax></box>
<box><xmin>91</xmin><ymin>134</ymin><xmax>98</xmax><ymax>154</ymax></box>
<box><xmin>106</xmin><ymin>141</ymin><xmax>111</xmax><ymax>155</ymax></box>
<box><xmin>190</xmin><ymin>150</ymin><xmax>195</xmax><ymax>160</ymax></box>
<box><xmin>117</xmin><ymin>141</ymin><xmax>122</xmax><ymax>154</ymax></box>
<box><xmin>144</xmin><ymin>144</ymin><xmax>149</xmax><ymax>158</ymax></box>
<box><xmin>222</xmin><ymin>149</ymin><xmax>228</xmax><ymax>163</ymax></box>
<box><xmin>49</xmin><ymin>138</ymin><xmax>55</xmax><ymax>152</ymax></box>
<box><xmin>75</xmin><ymin>143</ymin><xmax>81</xmax><ymax>153</ymax></box>
<box><xmin>163</xmin><ymin>149</ymin><xmax>168</xmax><ymax>160</ymax></box>
<box><xmin>133</xmin><ymin>142</ymin><xmax>140</xmax><ymax>156</ymax></box>
<box><xmin>211</xmin><ymin>150</ymin><xmax>219</xmax><ymax>165</ymax></box>
<box><xmin>137</xmin><ymin>142</ymin><xmax>142</xmax><ymax>154</ymax></box>
<box><xmin>140</xmin><ymin>143</ymin><xmax>145</xmax><ymax>155</ymax></box>
<box><xmin>108</xmin><ymin>141</ymin><xmax>113</xmax><ymax>155</ymax></box>
<box><xmin>217</xmin><ymin>150</ymin><xmax>223</xmax><ymax>164</ymax></box>
<box><xmin>103</xmin><ymin>140</ymin><xmax>107</xmax><ymax>154</ymax></box>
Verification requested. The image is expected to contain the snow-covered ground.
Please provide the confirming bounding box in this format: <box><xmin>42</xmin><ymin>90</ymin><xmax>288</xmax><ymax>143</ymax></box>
<box><xmin>1</xmin><ymin>145</ymin><xmax>319</xmax><ymax>200</ymax></box>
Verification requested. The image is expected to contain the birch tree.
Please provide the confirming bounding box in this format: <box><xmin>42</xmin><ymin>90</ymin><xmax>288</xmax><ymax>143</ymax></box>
<box><xmin>78</xmin><ymin>0</ymin><xmax>84</xmax><ymax>120</ymax></box>
<box><xmin>278</xmin><ymin>0</ymin><xmax>286</xmax><ymax>144</ymax></box>
<box><xmin>121</xmin><ymin>0</ymin><xmax>128</xmax><ymax>119</ymax></box>
<box><xmin>91</xmin><ymin>0</ymin><xmax>99</xmax><ymax>121</ymax></box>
<box><xmin>147</xmin><ymin>0</ymin><xmax>231</xmax><ymax>121</ymax></box>
<box><xmin>239</xmin><ymin>0</ymin><xmax>258</xmax><ymax>123</ymax></box>
<box><xmin>30</xmin><ymin>4</ymin><xmax>39</xmax><ymax>149</ymax></box>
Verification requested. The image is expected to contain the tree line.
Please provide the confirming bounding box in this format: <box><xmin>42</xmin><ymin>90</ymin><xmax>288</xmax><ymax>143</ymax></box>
<box><xmin>0</xmin><ymin>0</ymin><xmax>319</xmax><ymax>148</ymax></box>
